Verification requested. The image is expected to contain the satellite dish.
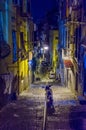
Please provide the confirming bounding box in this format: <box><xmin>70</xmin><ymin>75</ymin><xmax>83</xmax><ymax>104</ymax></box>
<box><xmin>0</xmin><ymin>40</ymin><xmax>10</xmax><ymax>58</ymax></box>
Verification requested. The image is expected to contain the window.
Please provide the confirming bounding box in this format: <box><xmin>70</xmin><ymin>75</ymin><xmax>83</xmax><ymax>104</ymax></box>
<box><xmin>27</xmin><ymin>0</ymin><xmax>31</xmax><ymax>13</ymax></box>
<box><xmin>84</xmin><ymin>53</ymin><xmax>86</xmax><ymax>69</ymax></box>
<box><xmin>20</xmin><ymin>32</ymin><xmax>25</xmax><ymax>50</ymax></box>
<box><xmin>74</xmin><ymin>26</ymin><xmax>81</xmax><ymax>59</ymax></box>
<box><xmin>83</xmin><ymin>0</ymin><xmax>86</xmax><ymax>17</ymax></box>
<box><xmin>20</xmin><ymin>0</ymin><xmax>30</xmax><ymax>16</ymax></box>
<box><xmin>12</xmin><ymin>30</ymin><xmax>17</xmax><ymax>62</ymax></box>
<box><xmin>12</xmin><ymin>0</ymin><xmax>20</xmax><ymax>5</ymax></box>
<box><xmin>0</xmin><ymin>11</ymin><xmax>3</xmax><ymax>41</ymax></box>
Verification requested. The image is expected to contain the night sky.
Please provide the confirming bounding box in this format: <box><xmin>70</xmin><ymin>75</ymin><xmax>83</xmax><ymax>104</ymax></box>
<box><xmin>30</xmin><ymin>0</ymin><xmax>56</xmax><ymax>23</ymax></box>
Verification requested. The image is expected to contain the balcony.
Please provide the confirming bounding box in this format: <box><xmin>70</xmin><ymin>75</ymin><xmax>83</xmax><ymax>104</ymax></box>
<box><xmin>17</xmin><ymin>48</ymin><xmax>29</xmax><ymax>60</ymax></box>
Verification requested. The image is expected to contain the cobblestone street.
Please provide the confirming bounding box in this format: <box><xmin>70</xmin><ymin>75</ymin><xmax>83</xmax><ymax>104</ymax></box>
<box><xmin>0</xmin><ymin>84</ymin><xmax>86</xmax><ymax>130</ymax></box>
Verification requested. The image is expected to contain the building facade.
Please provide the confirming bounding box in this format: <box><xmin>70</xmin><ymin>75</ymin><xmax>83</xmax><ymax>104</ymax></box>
<box><xmin>0</xmin><ymin>0</ymin><xmax>33</xmax><ymax>107</ymax></box>
<box><xmin>58</xmin><ymin>0</ymin><xmax>86</xmax><ymax>97</ymax></box>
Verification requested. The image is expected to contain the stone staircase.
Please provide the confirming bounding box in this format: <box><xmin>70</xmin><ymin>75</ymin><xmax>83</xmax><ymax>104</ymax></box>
<box><xmin>45</xmin><ymin>105</ymin><xmax>86</xmax><ymax>130</ymax></box>
<box><xmin>0</xmin><ymin>96</ymin><xmax>44</xmax><ymax>130</ymax></box>
<box><xmin>1</xmin><ymin>86</ymin><xmax>86</xmax><ymax>130</ymax></box>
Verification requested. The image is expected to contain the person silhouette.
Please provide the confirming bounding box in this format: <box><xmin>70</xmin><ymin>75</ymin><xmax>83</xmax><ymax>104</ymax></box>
<box><xmin>45</xmin><ymin>85</ymin><xmax>55</xmax><ymax>115</ymax></box>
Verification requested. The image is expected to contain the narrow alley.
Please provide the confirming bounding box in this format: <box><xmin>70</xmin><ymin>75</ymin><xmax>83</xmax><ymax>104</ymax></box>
<box><xmin>0</xmin><ymin>82</ymin><xmax>86</xmax><ymax>130</ymax></box>
<box><xmin>0</xmin><ymin>0</ymin><xmax>86</xmax><ymax>130</ymax></box>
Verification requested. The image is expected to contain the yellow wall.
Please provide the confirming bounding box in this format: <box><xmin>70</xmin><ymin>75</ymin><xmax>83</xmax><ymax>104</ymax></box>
<box><xmin>52</xmin><ymin>30</ymin><xmax>58</xmax><ymax>72</ymax></box>
<box><xmin>0</xmin><ymin>1</ymin><xmax>34</xmax><ymax>95</ymax></box>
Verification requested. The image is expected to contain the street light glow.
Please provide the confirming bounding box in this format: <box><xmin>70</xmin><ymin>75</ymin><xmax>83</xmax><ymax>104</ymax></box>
<box><xmin>44</xmin><ymin>46</ymin><xmax>49</xmax><ymax>50</ymax></box>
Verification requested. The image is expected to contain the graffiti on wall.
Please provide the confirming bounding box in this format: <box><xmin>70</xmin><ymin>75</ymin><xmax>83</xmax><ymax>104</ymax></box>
<box><xmin>0</xmin><ymin>73</ymin><xmax>14</xmax><ymax>95</ymax></box>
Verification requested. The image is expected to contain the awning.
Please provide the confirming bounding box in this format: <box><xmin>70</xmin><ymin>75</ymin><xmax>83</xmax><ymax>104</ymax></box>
<box><xmin>64</xmin><ymin>59</ymin><xmax>73</xmax><ymax>68</ymax></box>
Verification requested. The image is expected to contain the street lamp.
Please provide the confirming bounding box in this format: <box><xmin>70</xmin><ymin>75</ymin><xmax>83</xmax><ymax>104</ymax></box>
<box><xmin>43</xmin><ymin>45</ymin><xmax>49</xmax><ymax>60</ymax></box>
<box><xmin>44</xmin><ymin>46</ymin><xmax>49</xmax><ymax>50</ymax></box>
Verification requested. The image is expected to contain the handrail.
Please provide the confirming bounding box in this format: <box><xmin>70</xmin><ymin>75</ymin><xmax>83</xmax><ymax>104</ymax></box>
<box><xmin>42</xmin><ymin>100</ymin><xmax>47</xmax><ymax>130</ymax></box>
